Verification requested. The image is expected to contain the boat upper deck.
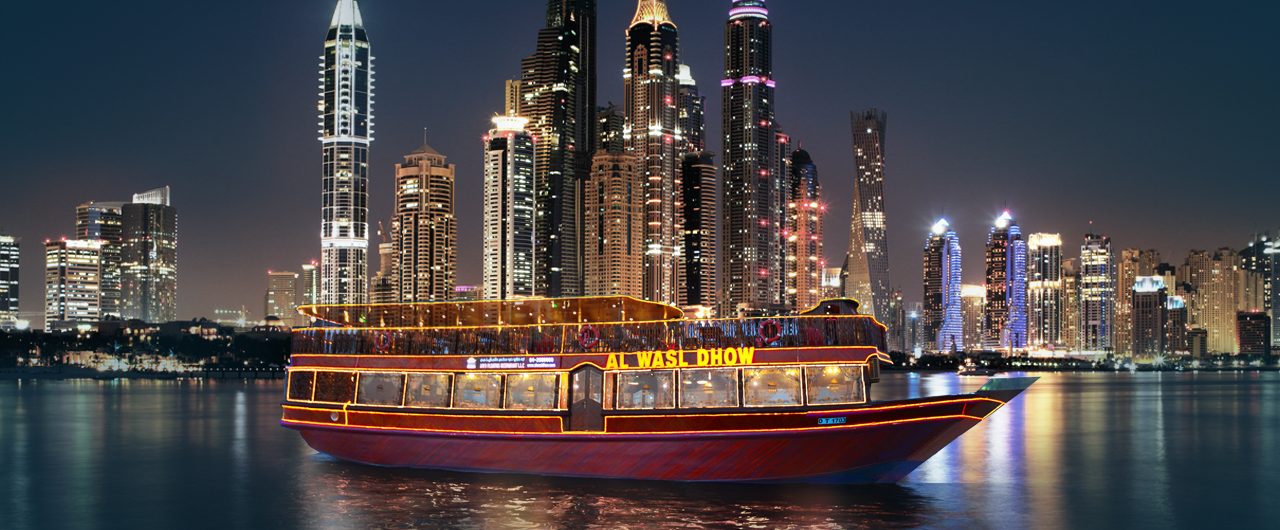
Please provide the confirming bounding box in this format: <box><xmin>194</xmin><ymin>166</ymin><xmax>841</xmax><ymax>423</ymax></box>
<box><xmin>291</xmin><ymin>297</ymin><xmax>888</xmax><ymax>359</ymax></box>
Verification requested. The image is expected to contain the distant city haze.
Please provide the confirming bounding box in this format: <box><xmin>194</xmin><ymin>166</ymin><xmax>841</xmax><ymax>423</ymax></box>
<box><xmin>1</xmin><ymin>0</ymin><xmax>1275</xmax><ymax>319</ymax></box>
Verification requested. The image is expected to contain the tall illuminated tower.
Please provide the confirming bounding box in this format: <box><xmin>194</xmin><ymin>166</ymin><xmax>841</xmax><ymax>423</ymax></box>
<box><xmin>76</xmin><ymin>202</ymin><xmax>123</xmax><ymax>318</ymax></box>
<box><xmin>319</xmin><ymin>0</ymin><xmax>373</xmax><ymax>305</ymax></box>
<box><xmin>121</xmin><ymin>188</ymin><xmax>177</xmax><ymax>323</ymax></box>
<box><xmin>482</xmin><ymin>116</ymin><xmax>538</xmax><ymax>300</ymax></box>
<box><xmin>984</xmin><ymin>212</ymin><xmax>1027</xmax><ymax>350</ymax></box>
<box><xmin>393</xmin><ymin>144</ymin><xmax>457</xmax><ymax>302</ymax></box>
<box><xmin>721</xmin><ymin>0</ymin><xmax>781</xmax><ymax>314</ymax></box>
<box><xmin>844</xmin><ymin>110</ymin><xmax>892</xmax><ymax>321</ymax></box>
<box><xmin>519</xmin><ymin>0</ymin><xmax>596</xmax><ymax>297</ymax></box>
<box><xmin>0</xmin><ymin>235</ymin><xmax>17</xmax><ymax>329</ymax></box>
<box><xmin>676</xmin><ymin>64</ymin><xmax>705</xmax><ymax>155</ymax></box>
<box><xmin>1027</xmin><ymin>233</ymin><xmax>1063</xmax><ymax>348</ymax></box>
<box><xmin>44</xmin><ymin>239</ymin><xmax>102</xmax><ymax>331</ymax></box>
<box><xmin>923</xmin><ymin>220</ymin><xmax>963</xmax><ymax>352</ymax></box>
<box><xmin>680</xmin><ymin>152</ymin><xmax>718</xmax><ymax>310</ymax></box>
<box><xmin>1080</xmin><ymin>234</ymin><xmax>1114</xmax><ymax>352</ymax></box>
<box><xmin>625</xmin><ymin>0</ymin><xmax>682</xmax><ymax>304</ymax></box>
<box><xmin>785</xmin><ymin>150</ymin><xmax>823</xmax><ymax>311</ymax></box>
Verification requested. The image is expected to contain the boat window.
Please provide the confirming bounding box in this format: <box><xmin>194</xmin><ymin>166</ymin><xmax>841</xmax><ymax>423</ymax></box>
<box><xmin>356</xmin><ymin>372</ymin><xmax>405</xmax><ymax>406</ymax></box>
<box><xmin>679</xmin><ymin>368</ymin><xmax>740</xmax><ymax>409</ymax></box>
<box><xmin>453</xmin><ymin>373</ymin><xmax>504</xmax><ymax>409</ymax></box>
<box><xmin>615</xmin><ymin>370</ymin><xmax>676</xmax><ymax>410</ymax></box>
<box><xmin>805</xmin><ymin>365</ymin><xmax>867</xmax><ymax>405</ymax></box>
<box><xmin>743</xmin><ymin>367</ymin><xmax>803</xmax><ymax>407</ymax></box>
<box><xmin>405</xmin><ymin>373</ymin><xmax>453</xmax><ymax>408</ymax></box>
<box><xmin>313</xmin><ymin>371</ymin><xmax>358</xmax><ymax>404</ymax></box>
<box><xmin>287</xmin><ymin>370</ymin><xmax>315</xmax><ymax>401</ymax></box>
<box><xmin>505</xmin><ymin>373</ymin><xmax>560</xmax><ymax>410</ymax></box>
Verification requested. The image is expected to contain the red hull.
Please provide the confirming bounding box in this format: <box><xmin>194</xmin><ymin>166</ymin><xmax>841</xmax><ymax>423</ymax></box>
<box><xmin>285</xmin><ymin>409</ymin><xmax>984</xmax><ymax>484</ymax></box>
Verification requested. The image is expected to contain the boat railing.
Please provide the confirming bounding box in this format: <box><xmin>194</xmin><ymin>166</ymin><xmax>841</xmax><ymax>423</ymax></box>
<box><xmin>290</xmin><ymin>315</ymin><xmax>887</xmax><ymax>358</ymax></box>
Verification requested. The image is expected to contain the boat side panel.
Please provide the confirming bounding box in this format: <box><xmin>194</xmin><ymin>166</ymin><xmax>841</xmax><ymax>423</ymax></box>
<box><xmin>290</xmin><ymin>416</ymin><xmax>982</xmax><ymax>484</ymax></box>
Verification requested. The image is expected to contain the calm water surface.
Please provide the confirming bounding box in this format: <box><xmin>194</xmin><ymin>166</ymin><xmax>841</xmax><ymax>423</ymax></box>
<box><xmin>1</xmin><ymin>372</ymin><xmax>1276</xmax><ymax>529</ymax></box>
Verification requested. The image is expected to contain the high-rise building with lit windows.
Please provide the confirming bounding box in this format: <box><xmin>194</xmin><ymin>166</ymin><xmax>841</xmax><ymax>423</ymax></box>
<box><xmin>680</xmin><ymin>153</ymin><xmax>718</xmax><ymax>309</ymax></box>
<box><xmin>1181</xmin><ymin>248</ymin><xmax>1241</xmax><ymax>353</ymax></box>
<box><xmin>584</xmin><ymin>152</ymin><xmax>643</xmax><ymax>298</ymax></box>
<box><xmin>121</xmin><ymin>188</ymin><xmax>177</xmax><ymax>323</ymax></box>
<box><xmin>676</xmin><ymin>64</ymin><xmax>705</xmax><ymax>154</ymax></box>
<box><xmin>784</xmin><ymin>150</ymin><xmax>823</xmax><ymax>312</ymax></box>
<box><xmin>626</xmin><ymin>0</ymin><xmax>682</xmax><ymax>304</ymax></box>
<box><xmin>1027</xmin><ymin>233</ymin><xmax>1063</xmax><ymax>348</ymax></box>
<box><xmin>961</xmin><ymin>285</ymin><xmax>986</xmax><ymax>351</ymax></box>
<box><xmin>984</xmin><ymin>212</ymin><xmax>1027</xmax><ymax>350</ymax></box>
<box><xmin>265</xmin><ymin>271</ymin><xmax>300</xmax><ymax>326</ymax></box>
<box><xmin>76</xmin><ymin>202</ymin><xmax>123</xmax><ymax>318</ymax></box>
<box><xmin>319</xmin><ymin>0</ymin><xmax>373</xmax><ymax>305</ymax></box>
<box><xmin>1114</xmin><ymin>249</ymin><xmax>1160</xmax><ymax>355</ymax></box>
<box><xmin>0</xmin><ymin>235</ymin><xmax>18</xmax><ymax>329</ymax></box>
<box><xmin>1080</xmin><ymin>234</ymin><xmax>1114</xmax><ymax>352</ymax></box>
<box><xmin>721</xmin><ymin>0</ymin><xmax>782</xmax><ymax>314</ymax></box>
<box><xmin>482</xmin><ymin>116</ymin><xmax>538</xmax><ymax>300</ymax></box>
<box><xmin>1061</xmin><ymin>258</ymin><xmax>1081</xmax><ymax>350</ymax></box>
<box><xmin>44</xmin><ymin>239</ymin><xmax>102</xmax><ymax>331</ymax></box>
<box><xmin>844</xmin><ymin>110</ymin><xmax>892</xmax><ymax>322</ymax></box>
<box><xmin>393</xmin><ymin>143</ymin><xmax>457</xmax><ymax>302</ymax></box>
<box><xmin>518</xmin><ymin>0</ymin><xmax>596</xmax><ymax>297</ymax></box>
<box><xmin>1131</xmin><ymin>276</ymin><xmax>1168</xmax><ymax>357</ymax></box>
<box><xmin>595</xmin><ymin>104</ymin><xmax>625</xmax><ymax>154</ymax></box>
<box><xmin>298</xmin><ymin>262</ymin><xmax>319</xmax><ymax>308</ymax></box>
<box><xmin>923</xmin><ymin>220</ymin><xmax>963</xmax><ymax>352</ymax></box>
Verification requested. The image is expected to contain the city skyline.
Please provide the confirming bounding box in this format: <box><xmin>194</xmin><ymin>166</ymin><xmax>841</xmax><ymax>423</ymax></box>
<box><xmin>2</xmin><ymin>0</ymin><xmax>1277</xmax><ymax>321</ymax></box>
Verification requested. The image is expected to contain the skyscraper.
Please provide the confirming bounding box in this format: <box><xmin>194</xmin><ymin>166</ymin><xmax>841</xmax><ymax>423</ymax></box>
<box><xmin>680</xmin><ymin>152</ymin><xmax>718</xmax><ymax>310</ymax></box>
<box><xmin>265</xmin><ymin>271</ymin><xmax>300</xmax><ymax>326</ymax></box>
<box><xmin>1237</xmin><ymin>311</ymin><xmax>1271</xmax><ymax>357</ymax></box>
<box><xmin>984</xmin><ymin>212</ymin><xmax>1027</xmax><ymax>350</ymax></box>
<box><xmin>1061</xmin><ymin>258</ymin><xmax>1081</xmax><ymax>351</ymax></box>
<box><xmin>519</xmin><ymin>0</ymin><xmax>596</xmax><ymax>297</ymax></box>
<box><xmin>626</xmin><ymin>0</ymin><xmax>682</xmax><ymax>304</ymax></box>
<box><xmin>1114</xmin><ymin>249</ymin><xmax>1160</xmax><ymax>355</ymax></box>
<box><xmin>393</xmin><ymin>143</ymin><xmax>457</xmax><ymax>302</ymax></box>
<box><xmin>0</xmin><ymin>235</ymin><xmax>18</xmax><ymax>329</ymax></box>
<box><xmin>370</xmin><ymin>239</ymin><xmax>396</xmax><ymax>305</ymax></box>
<box><xmin>1239</xmin><ymin>233</ymin><xmax>1275</xmax><ymax>317</ymax></box>
<box><xmin>1270</xmin><ymin>239</ymin><xmax>1280</xmax><ymax>347</ymax></box>
<box><xmin>784</xmin><ymin>150</ymin><xmax>823</xmax><ymax>312</ymax></box>
<box><xmin>482</xmin><ymin>116</ymin><xmax>538</xmax><ymax>300</ymax></box>
<box><xmin>44</xmin><ymin>239</ymin><xmax>102</xmax><ymax>331</ymax></box>
<box><xmin>584</xmin><ymin>152</ymin><xmax>643</xmax><ymax>298</ymax></box>
<box><xmin>1181</xmin><ymin>249</ymin><xmax>1241</xmax><ymax>354</ymax></box>
<box><xmin>319</xmin><ymin>0</ymin><xmax>373</xmax><ymax>305</ymax></box>
<box><xmin>75</xmin><ymin>202</ymin><xmax>123</xmax><ymax>319</ymax></box>
<box><xmin>1167</xmin><ymin>295</ymin><xmax>1188</xmax><ymax>353</ymax></box>
<box><xmin>844</xmin><ymin>109</ymin><xmax>892</xmax><ymax>321</ymax></box>
<box><xmin>676</xmin><ymin>64</ymin><xmax>705</xmax><ymax>154</ymax></box>
<box><xmin>121</xmin><ymin>188</ymin><xmax>177</xmax><ymax>323</ymax></box>
<box><xmin>298</xmin><ymin>262</ymin><xmax>319</xmax><ymax>308</ymax></box>
<box><xmin>961</xmin><ymin>285</ymin><xmax>986</xmax><ymax>351</ymax></box>
<box><xmin>1131</xmin><ymin>276</ymin><xmax>1168</xmax><ymax>358</ymax></box>
<box><xmin>1079</xmin><ymin>234</ymin><xmax>1114</xmax><ymax>352</ymax></box>
<box><xmin>1027</xmin><ymin>233</ymin><xmax>1063</xmax><ymax>349</ymax></box>
<box><xmin>721</xmin><ymin>0</ymin><xmax>781</xmax><ymax>314</ymax></box>
<box><xmin>923</xmin><ymin>220</ymin><xmax>963</xmax><ymax>352</ymax></box>
<box><xmin>595</xmin><ymin>104</ymin><xmax>626</xmax><ymax>154</ymax></box>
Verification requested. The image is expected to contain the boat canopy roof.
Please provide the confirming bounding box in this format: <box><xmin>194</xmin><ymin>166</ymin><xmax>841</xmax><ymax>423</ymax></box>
<box><xmin>299</xmin><ymin>296</ymin><xmax>686</xmax><ymax>329</ymax></box>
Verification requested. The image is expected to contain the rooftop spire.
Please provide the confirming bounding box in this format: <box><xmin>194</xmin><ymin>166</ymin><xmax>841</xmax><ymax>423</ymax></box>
<box><xmin>329</xmin><ymin>0</ymin><xmax>364</xmax><ymax>29</ymax></box>
<box><xmin>631</xmin><ymin>0</ymin><xmax>673</xmax><ymax>28</ymax></box>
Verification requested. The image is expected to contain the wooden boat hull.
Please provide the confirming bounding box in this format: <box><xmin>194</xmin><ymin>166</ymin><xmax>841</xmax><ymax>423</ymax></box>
<box><xmin>282</xmin><ymin>392</ymin><xmax>1016</xmax><ymax>484</ymax></box>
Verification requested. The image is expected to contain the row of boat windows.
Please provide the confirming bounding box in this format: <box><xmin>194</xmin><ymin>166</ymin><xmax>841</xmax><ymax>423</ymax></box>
<box><xmin>286</xmin><ymin>365</ymin><xmax>868</xmax><ymax>411</ymax></box>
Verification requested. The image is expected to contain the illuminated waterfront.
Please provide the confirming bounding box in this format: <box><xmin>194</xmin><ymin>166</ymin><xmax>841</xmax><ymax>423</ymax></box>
<box><xmin>1</xmin><ymin>372</ymin><xmax>1276</xmax><ymax>529</ymax></box>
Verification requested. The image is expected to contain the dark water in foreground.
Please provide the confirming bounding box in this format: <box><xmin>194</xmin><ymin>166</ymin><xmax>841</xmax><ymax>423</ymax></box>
<box><xmin>1</xmin><ymin>372</ymin><xmax>1276</xmax><ymax>529</ymax></box>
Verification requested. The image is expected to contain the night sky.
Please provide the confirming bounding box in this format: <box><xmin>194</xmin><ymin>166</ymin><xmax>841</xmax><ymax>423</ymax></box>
<box><xmin>2</xmin><ymin>0</ymin><xmax>1277</xmax><ymax>322</ymax></box>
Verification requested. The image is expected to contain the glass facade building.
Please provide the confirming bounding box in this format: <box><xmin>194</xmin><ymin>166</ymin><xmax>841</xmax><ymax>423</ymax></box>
<box><xmin>844</xmin><ymin>110</ymin><xmax>892</xmax><ymax>322</ymax></box>
<box><xmin>923</xmin><ymin>220</ymin><xmax>963</xmax><ymax>352</ymax></box>
<box><xmin>1080</xmin><ymin>234</ymin><xmax>1115</xmax><ymax>352</ymax></box>
<box><xmin>482</xmin><ymin>116</ymin><xmax>538</xmax><ymax>300</ymax></box>
<box><xmin>120</xmin><ymin>188</ymin><xmax>177</xmax><ymax>323</ymax></box>
<box><xmin>0</xmin><ymin>235</ymin><xmax>18</xmax><ymax>329</ymax></box>
<box><xmin>984</xmin><ymin>212</ymin><xmax>1027</xmax><ymax>350</ymax></box>
<box><xmin>319</xmin><ymin>0</ymin><xmax>373</xmax><ymax>305</ymax></box>
<box><xmin>626</xmin><ymin>0</ymin><xmax>682</xmax><ymax>304</ymax></box>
